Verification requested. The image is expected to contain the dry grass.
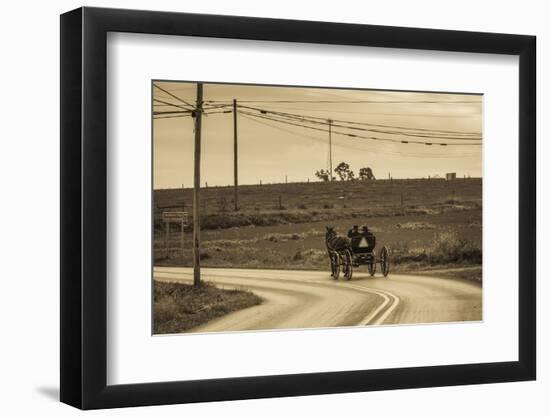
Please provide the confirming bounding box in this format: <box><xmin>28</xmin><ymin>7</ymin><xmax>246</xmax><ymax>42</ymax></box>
<box><xmin>390</xmin><ymin>231</ymin><xmax>482</xmax><ymax>271</ymax></box>
<box><xmin>154</xmin><ymin>281</ymin><xmax>262</xmax><ymax>334</ymax></box>
<box><xmin>154</xmin><ymin>178</ymin><xmax>481</xmax><ymax>232</ymax></box>
<box><xmin>408</xmin><ymin>266</ymin><xmax>482</xmax><ymax>282</ymax></box>
<box><xmin>395</xmin><ymin>222</ymin><xmax>436</xmax><ymax>230</ymax></box>
<box><xmin>154</xmin><ymin>179</ymin><xmax>482</xmax><ymax>273</ymax></box>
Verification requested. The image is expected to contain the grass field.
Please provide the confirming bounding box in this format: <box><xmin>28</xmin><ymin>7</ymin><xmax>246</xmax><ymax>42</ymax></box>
<box><xmin>154</xmin><ymin>281</ymin><xmax>262</xmax><ymax>334</ymax></box>
<box><xmin>154</xmin><ymin>178</ymin><xmax>482</xmax><ymax>276</ymax></box>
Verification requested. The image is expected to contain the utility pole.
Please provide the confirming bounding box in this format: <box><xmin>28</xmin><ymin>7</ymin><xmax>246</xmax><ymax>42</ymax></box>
<box><xmin>328</xmin><ymin>119</ymin><xmax>333</xmax><ymax>181</ymax></box>
<box><xmin>192</xmin><ymin>83</ymin><xmax>203</xmax><ymax>287</ymax></box>
<box><xmin>233</xmin><ymin>99</ymin><xmax>239</xmax><ymax>211</ymax></box>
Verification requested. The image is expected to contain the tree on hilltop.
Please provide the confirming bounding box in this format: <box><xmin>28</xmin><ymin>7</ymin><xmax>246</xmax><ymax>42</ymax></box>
<box><xmin>358</xmin><ymin>167</ymin><xmax>376</xmax><ymax>180</ymax></box>
<box><xmin>315</xmin><ymin>169</ymin><xmax>331</xmax><ymax>182</ymax></box>
<box><xmin>334</xmin><ymin>162</ymin><xmax>355</xmax><ymax>181</ymax></box>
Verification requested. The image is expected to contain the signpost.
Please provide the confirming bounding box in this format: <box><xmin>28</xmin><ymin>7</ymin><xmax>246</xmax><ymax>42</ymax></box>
<box><xmin>162</xmin><ymin>211</ymin><xmax>188</xmax><ymax>257</ymax></box>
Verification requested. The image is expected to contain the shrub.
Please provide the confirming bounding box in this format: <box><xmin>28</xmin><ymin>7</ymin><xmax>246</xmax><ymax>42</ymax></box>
<box><xmin>389</xmin><ymin>232</ymin><xmax>481</xmax><ymax>267</ymax></box>
<box><xmin>396</xmin><ymin>222</ymin><xmax>436</xmax><ymax>230</ymax></box>
<box><xmin>429</xmin><ymin>232</ymin><xmax>482</xmax><ymax>264</ymax></box>
<box><xmin>265</xmin><ymin>232</ymin><xmax>304</xmax><ymax>242</ymax></box>
<box><xmin>444</xmin><ymin>198</ymin><xmax>462</xmax><ymax>205</ymax></box>
<box><xmin>292</xmin><ymin>250</ymin><xmax>303</xmax><ymax>261</ymax></box>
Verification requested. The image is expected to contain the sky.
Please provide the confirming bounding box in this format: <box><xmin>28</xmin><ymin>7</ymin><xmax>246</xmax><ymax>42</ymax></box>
<box><xmin>153</xmin><ymin>82</ymin><xmax>482</xmax><ymax>189</ymax></box>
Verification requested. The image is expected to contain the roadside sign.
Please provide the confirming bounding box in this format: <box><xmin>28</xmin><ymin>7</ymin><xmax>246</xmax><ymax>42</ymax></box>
<box><xmin>162</xmin><ymin>212</ymin><xmax>188</xmax><ymax>257</ymax></box>
<box><xmin>162</xmin><ymin>211</ymin><xmax>188</xmax><ymax>223</ymax></box>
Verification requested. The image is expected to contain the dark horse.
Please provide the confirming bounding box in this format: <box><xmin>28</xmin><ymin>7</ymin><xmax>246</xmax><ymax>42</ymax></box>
<box><xmin>325</xmin><ymin>226</ymin><xmax>353</xmax><ymax>279</ymax></box>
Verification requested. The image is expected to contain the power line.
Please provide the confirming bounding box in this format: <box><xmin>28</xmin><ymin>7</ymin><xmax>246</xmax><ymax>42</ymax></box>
<box><xmin>216</xmin><ymin>102</ymin><xmax>476</xmax><ymax>118</ymax></box>
<box><xmin>207</xmin><ymin>99</ymin><xmax>481</xmax><ymax>104</ymax></box>
<box><xmin>153</xmin><ymin>83</ymin><xmax>195</xmax><ymax>109</ymax></box>
<box><xmin>153</xmin><ymin>98</ymin><xmax>194</xmax><ymax>112</ymax></box>
<box><xmin>238</xmin><ymin>110</ymin><xmax>481</xmax><ymax>147</ymax></box>
<box><xmin>154</xmin><ymin>110</ymin><xmax>193</xmax><ymax>116</ymax></box>
<box><xmin>251</xmin><ymin>110</ymin><xmax>481</xmax><ymax>141</ymax></box>
<box><xmin>154</xmin><ymin>114</ymin><xmax>193</xmax><ymax>120</ymax></box>
<box><xmin>239</xmin><ymin>113</ymin><xmax>479</xmax><ymax>158</ymax></box>
<box><xmin>153</xmin><ymin>109</ymin><xmax>232</xmax><ymax>120</ymax></box>
<box><xmin>238</xmin><ymin>105</ymin><xmax>480</xmax><ymax>136</ymax></box>
<box><xmin>203</xmin><ymin>103</ymin><xmax>232</xmax><ymax>110</ymax></box>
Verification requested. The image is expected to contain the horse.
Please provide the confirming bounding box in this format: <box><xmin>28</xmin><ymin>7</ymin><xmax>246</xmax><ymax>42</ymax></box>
<box><xmin>325</xmin><ymin>226</ymin><xmax>353</xmax><ymax>279</ymax></box>
<box><xmin>325</xmin><ymin>226</ymin><xmax>351</xmax><ymax>252</ymax></box>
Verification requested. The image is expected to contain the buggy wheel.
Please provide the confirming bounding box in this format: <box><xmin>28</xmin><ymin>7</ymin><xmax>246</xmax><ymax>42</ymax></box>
<box><xmin>343</xmin><ymin>249</ymin><xmax>353</xmax><ymax>280</ymax></box>
<box><xmin>380</xmin><ymin>246</ymin><xmax>390</xmax><ymax>277</ymax></box>
<box><xmin>329</xmin><ymin>252</ymin><xmax>340</xmax><ymax>279</ymax></box>
<box><xmin>367</xmin><ymin>260</ymin><xmax>376</xmax><ymax>276</ymax></box>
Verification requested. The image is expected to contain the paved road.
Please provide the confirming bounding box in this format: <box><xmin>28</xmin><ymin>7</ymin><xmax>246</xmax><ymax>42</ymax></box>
<box><xmin>154</xmin><ymin>267</ymin><xmax>482</xmax><ymax>332</ymax></box>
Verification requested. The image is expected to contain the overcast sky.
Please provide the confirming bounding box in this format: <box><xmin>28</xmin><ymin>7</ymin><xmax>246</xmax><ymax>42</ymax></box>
<box><xmin>153</xmin><ymin>82</ymin><xmax>482</xmax><ymax>189</ymax></box>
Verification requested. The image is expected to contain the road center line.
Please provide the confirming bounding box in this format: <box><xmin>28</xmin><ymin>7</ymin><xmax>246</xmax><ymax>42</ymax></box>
<box><xmin>311</xmin><ymin>280</ymin><xmax>399</xmax><ymax>326</ymax></box>
<box><xmin>344</xmin><ymin>283</ymin><xmax>399</xmax><ymax>325</ymax></box>
<box><xmin>372</xmin><ymin>289</ymin><xmax>400</xmax><ymax>325</ymax></box>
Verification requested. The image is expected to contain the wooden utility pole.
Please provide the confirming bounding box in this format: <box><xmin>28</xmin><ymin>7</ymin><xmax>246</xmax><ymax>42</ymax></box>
<box><xmin>180</xmin><ymin>219</ymin><xmax>185</xmax><ymax>257</ymax></box>
<box><xmin>164</xmin><ymin>220</ymin><xmax>169</xmax><ymax>256</ymax></box>
<box><xmin>193</xmin><ymin>83</ymin><xmax>203</xmax><ymax>287</ymax></box>
<box><xmin>233</xmin><ymin>99</ymin><xmax>239</xmax><ymax>211</ymax></box>
<box><xmin>328</xmin><ymin>119</ymin><xmax>333</xmax><ymax>181</ymax></box>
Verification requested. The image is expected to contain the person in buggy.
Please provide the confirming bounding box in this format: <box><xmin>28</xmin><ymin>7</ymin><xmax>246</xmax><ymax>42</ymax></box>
<box><xmin>348</xmin><ymin>225</ymin><xmax>376</xmax><ymax>253</ymax></box>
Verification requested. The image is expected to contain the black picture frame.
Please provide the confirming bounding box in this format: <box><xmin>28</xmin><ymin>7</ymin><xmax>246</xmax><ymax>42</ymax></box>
<box><xmin>60</xmin><ymin>6</ymin><xmax>536</xmax><ymax>410</ymax></box>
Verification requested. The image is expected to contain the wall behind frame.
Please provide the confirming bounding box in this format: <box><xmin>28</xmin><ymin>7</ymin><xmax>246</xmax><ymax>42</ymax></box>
<box><xmin>0</xmin><ymin>1</ymin><xmax>544</xmax><ymax>416</ymax></box>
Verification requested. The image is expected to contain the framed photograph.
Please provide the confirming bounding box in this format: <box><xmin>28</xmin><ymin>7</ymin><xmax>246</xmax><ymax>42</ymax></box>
<box><xmin>60</xmin><ymin>7</ymin><xmax>536</xmax><ymax>409</ymax></box>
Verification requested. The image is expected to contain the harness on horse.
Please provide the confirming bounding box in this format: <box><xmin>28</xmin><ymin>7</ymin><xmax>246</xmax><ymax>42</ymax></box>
<box><xmin>325</xmin><ymin>228</ymin><xmax>351</xmax><ymax>253</ymax></box>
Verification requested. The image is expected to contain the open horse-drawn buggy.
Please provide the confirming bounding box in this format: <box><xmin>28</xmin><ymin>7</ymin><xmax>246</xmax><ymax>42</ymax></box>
<box><xmin>325</xmin><ymin>225</ymin><xmax>390</xmax><ymax>280</ymax></box>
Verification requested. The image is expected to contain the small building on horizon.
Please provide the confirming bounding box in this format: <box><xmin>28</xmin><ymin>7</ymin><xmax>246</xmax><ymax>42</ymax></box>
<box><xmin>446</xmin><ymin>172</ymin><xmax>457</xmax><ymax>181</ymax></box>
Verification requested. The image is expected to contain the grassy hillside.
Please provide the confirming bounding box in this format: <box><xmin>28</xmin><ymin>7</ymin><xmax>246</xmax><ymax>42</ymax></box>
<box><xmin>155</xmin><ymin>178</ymin><xmax>481</xmax><ymax>228</ymax></box>
<box><xmin>154</xmin><ymin>178</ymin><xmax>482</xmax><ymax>274</ymax></box>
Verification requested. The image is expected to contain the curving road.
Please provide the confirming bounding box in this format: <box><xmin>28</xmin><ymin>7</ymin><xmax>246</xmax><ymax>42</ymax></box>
<box><xmin>154</xmin><ymin>267</ymin><xmax>482</xmax><ymax>332</ymax></box>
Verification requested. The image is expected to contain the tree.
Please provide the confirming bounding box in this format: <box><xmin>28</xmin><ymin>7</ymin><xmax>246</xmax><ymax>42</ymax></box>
<box><xmin>358</xmin><ymin>167</ymin><xmax>376</xmax><ymax>180</ymax></box>
<box><xmin>334</xmin><ymin>162</ymin><xmax>355</xmax><ymax>181</ymax></box>
<box><xmin>315</xmin><ymin>169</ymin><xmax>330</xmax><ymax>182</ymax></box>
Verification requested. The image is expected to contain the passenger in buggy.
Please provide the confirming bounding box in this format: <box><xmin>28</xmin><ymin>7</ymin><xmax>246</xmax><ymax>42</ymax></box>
<box><xmin>347</xmin><ymin>225</ymin><xmax>363</xmax><ymax>247</ymax></box>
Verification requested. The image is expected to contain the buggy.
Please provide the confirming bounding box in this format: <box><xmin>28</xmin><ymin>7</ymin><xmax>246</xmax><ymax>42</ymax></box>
<box><xmin>325</xmin><ymin>226</ymin><xmax>390</xmax><ymax>280</ymax></box>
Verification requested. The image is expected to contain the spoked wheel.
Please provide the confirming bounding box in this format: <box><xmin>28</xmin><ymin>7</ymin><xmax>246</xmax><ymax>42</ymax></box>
<box><xmin>342</xmin><ymin>249</ymin><xmax>353</xmax><ymax>280</ymax></box>
<box><xmin>329</xmin><ymin>252</ymin><xmax>340</xmax><ymax>279</ymax></box>
<box><xmin>380</xmin><ymin>246</ymin><xmax>390</xmax><ymax>277</ymax></box>
<box><xmin>367</xmin><ymin>260</ymin><xmax>376</xmax><ymax>276</ymax></box>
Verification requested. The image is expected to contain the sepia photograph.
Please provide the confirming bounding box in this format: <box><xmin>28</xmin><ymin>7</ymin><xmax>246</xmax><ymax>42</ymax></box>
<box><xmin>152</xmin><ymin>81</ymin><xmax>483</xmax><ymax>335</ymax></box>
<box><xmin>55</xmin><ymin>4</ymin><xmax>538</xmax><ymax>411</ymax></box>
